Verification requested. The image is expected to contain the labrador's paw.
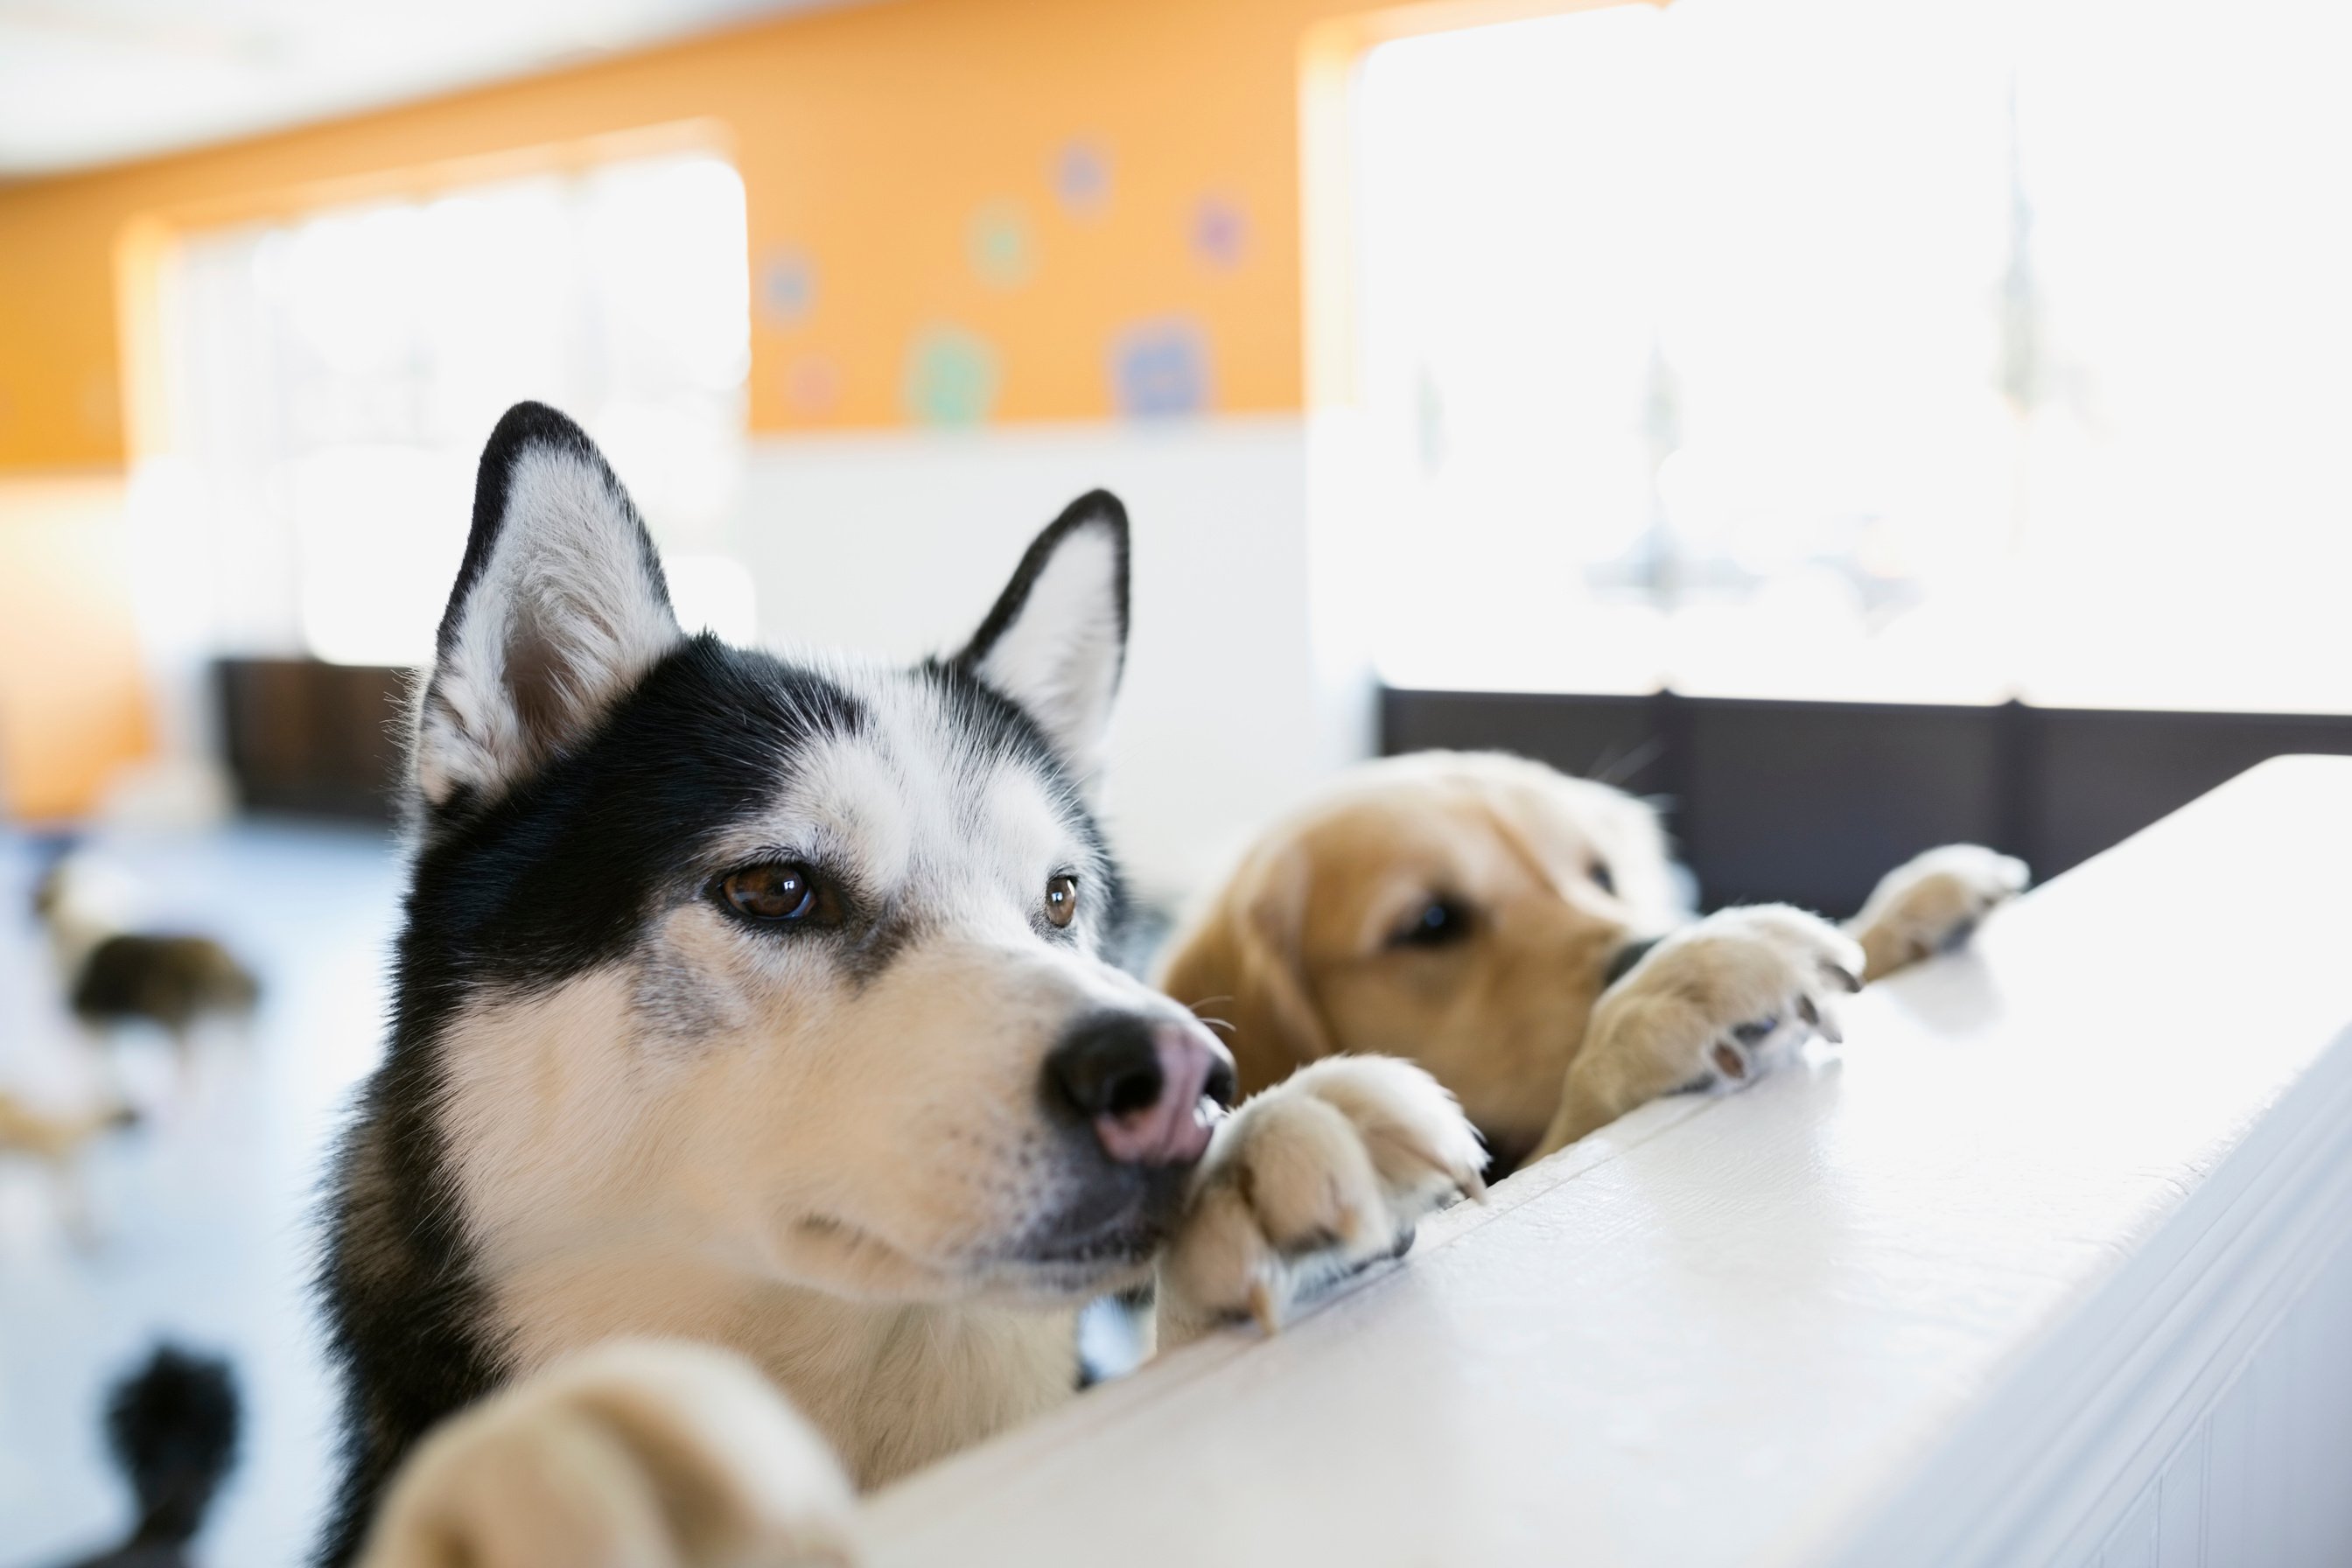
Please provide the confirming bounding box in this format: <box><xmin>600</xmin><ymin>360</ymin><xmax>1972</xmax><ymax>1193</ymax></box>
<box><xmin>1537</xmin><ymin>906</ymin><xmax>1864</xmax><ymax>1157</ymax></box>
<box><xmin>1159</xmin><ymin>1057</ymin><xmax>1486</xmax><ymax>1340</ymax></box>
<box><xmin>358</xmin><ymin>1340</ymin><xmax>857</xmax><ymax>1568</ymax></box>
<box><xmin>1620</xmin><ymin>905</ymin><xmax>1865</xmax><ymax>1089</ymax></box>
<box><xmin>1848</xmin><ymin>844</ymin><xmax>2028</xmax><ymax>982</ymax></box>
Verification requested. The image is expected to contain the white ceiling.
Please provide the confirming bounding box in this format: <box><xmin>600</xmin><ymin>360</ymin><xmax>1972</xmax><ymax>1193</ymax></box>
<box><xmin>0</xmin><ymin>0</ymin><xmax>844</xmax><ymax>181</ymax></box>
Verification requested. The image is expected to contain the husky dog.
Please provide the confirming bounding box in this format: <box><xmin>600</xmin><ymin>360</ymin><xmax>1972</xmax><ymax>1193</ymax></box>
<box><xmin>319</xmin><ymin>404</ymin><xmax>1486</xmax><ymax>1567</ymax></box>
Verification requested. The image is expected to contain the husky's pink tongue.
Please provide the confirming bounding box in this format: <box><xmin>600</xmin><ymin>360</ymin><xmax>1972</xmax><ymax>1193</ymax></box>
<box><xmin>1095</xmin><ymin>1032</ymin><xmax>1218</xmax><ymax>1166</ymax></box>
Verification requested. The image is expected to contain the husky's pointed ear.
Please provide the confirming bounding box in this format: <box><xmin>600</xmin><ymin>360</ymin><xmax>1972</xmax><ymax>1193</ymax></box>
<box><xmin>950</xmin><ymin>491</ymin><xmax>1130</xmax><ymax>780</ymax></box>
<box><xmin>412</xmin><ymin>402</ymin><xmax>682</xmax><ymax>811</ymax></box>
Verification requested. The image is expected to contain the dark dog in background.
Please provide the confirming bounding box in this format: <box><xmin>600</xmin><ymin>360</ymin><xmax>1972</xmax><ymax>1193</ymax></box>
<box><xmin>32</xmin><ymin>845</ymin><xmax>259</xmax><ymax>1048</ymax></box>
<box><xmin>49</xmin><ymin>1345</ymin><xmax>240</xmax><ymax>1568</ymax></box>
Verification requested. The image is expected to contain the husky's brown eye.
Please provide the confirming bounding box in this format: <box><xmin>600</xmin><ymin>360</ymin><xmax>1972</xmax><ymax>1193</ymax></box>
<box><xmin>722</xmin><ymin>863</ymin><xmax>824</xmax><ymax>923</ymax></box>
<box><xmin>1044</xmin><ymin>874</ymin><xmax>1079</xmax><ymax>929</ymax></box>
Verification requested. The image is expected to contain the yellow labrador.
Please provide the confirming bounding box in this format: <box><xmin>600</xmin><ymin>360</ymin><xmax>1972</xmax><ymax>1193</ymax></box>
<box><xmin>1159</xmin><ymin>750</ymin><xmax>2025</xmax><ymax>1171</ymax></box>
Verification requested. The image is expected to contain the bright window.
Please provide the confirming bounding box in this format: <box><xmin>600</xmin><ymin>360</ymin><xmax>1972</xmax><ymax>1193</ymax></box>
<box><xmin>1351</xmin><ymin>0</ymin><xmax>2352</xmax><ymax>711</ymax></box>
<box><xmin>153</xmin><ymin>149</ymin><xmax>753</xmax><ymax>667</ymax></box>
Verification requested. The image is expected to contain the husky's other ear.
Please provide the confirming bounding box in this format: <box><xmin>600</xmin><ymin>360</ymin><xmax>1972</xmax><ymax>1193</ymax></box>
<box><xmin>950</xmin><ymin>491</ymin><xmax>1130</xmax><ymax>780</ymax></box>
<box><xmin>413</xmin><ymin>402</ymin><xmax>682</xmax><ymax>810</ymax></box>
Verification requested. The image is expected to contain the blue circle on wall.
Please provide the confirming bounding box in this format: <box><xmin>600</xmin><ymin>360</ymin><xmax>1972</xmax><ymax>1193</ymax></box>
<box><xmin>759</xmin><ymin>249</ymin><xmax>816</xmax><ymax>325</ymax></box>
<box><xmin>1055</xmin><ymin>142</ymin><xmax>1111</xmax><ymax>215</ymax></box>
<box><xmin>1110</xmin><ymin>317</ymin><xmax>1211</xmax><ymax>418</ymax></box>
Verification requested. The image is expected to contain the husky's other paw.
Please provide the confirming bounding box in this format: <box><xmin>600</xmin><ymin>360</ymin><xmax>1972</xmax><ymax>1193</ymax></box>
<box><xmin>1536</xmin><ymin>905</ymin><xmax>1864</xmax><ymax>1158</ymax></box>
<box><xmin>1848</xmin><ymin>844</ymin><xmax>2028</xmax><ymax>982</ymax></box>
<box><xmin>1159</xmin><ymin>1057</ymin><xmax>1486</xmax><ymax>1340</ymax></box>
<box><xmin>358</xmin><ymin>1340</ymin><xmax>856</xmax><ymax>1568</ymax></box>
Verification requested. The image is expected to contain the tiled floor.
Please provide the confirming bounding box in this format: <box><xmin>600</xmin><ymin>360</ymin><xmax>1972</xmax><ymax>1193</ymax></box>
<box><xmin>0</xmin><ymin>822</ymin><xmax>403</xmax><ymax>1566</ymax></box>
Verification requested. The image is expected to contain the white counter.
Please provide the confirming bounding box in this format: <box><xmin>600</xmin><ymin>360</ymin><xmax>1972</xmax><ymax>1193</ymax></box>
<box><xmin>863</xmin><ymin>755</ymin><xmax>2352</xmax><ymax>1568</ymax></box>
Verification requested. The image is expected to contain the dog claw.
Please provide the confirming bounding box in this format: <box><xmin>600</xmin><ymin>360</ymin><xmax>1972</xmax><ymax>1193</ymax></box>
<box><xmin>1823</xmin><ymin>962</ymin><xmax>1863</xmax><ymax>993</ymax></box>
<box><xmin>1796</xmin><ymin>994</ymin><xmax>1843</xmax><ymax>1045</ymax></box>
<box><xmin>1394</xmin><ymin>1138</ymin><xmax>1491</xmax><ymax>1205</ymax></box>
<box><xmin>1247</xmin><ymin>1277</ymin><xmax>1283</xmax><ymax>1335</ymax></box>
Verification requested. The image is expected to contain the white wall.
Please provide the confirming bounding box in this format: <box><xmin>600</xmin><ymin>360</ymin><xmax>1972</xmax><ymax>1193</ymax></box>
<box><xmin>2078</xmin><ymin>1234</ymin><xmax>2352</xmax><ymax>1568</ymax></box>
<box><xmin>732</xmin><ymin>415</ymin><xmax>1371</xmax><ymax>899</ymax></box>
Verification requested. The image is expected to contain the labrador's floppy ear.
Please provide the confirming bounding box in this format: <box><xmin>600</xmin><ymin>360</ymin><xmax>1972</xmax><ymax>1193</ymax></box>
<box><xmin>1157</xmin><ymin>841</ymin><xmax>1331</xmax><ymax>1098</ymax></box>
<box><xmin>949</xmin><ymin>491</ymin><xmax>1130</xmax><ymax>782</ymax></box>
<box><xmin>412</xmin><ymin>402</ymin><xmax>682</xmax><ymax>812</ymax></box>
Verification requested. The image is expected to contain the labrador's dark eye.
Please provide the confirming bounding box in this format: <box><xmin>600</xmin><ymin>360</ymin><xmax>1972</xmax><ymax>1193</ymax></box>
<box><xmin>1393</xmin><ymin>898</ymin><xmax>1471</xmax><ymax>948</ymax></box>
<box><xmin>1045</xmin><ymin>873</ymin><xmax>1079</xmax><ymax>929</ymax></box>
<box><xmin>1591</xmin><ymin>860</ymin><xmax>1616</xmax><ymax>896</ymax></box>
<box><xmin>719</xmin><ymin>862</ymin><xmax>834</xmax><ymax>925</ymax></box>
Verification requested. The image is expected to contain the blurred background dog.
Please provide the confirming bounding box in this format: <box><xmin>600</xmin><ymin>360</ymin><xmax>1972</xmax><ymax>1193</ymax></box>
<box><xmin>33</xmin><ymin>845</ymin><xmax>259</xmax><ymax>1059</ymax></box>
<box><xmin>49</xmin><ymin>1343</ymin><xmax>241</xmax><ymax>1568</ymax></box>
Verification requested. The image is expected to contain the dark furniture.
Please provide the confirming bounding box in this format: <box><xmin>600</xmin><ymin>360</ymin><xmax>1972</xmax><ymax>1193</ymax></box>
<box><xmin>1383</xmin><ymin>688</ymin><xmax>2352</xmax><ymax>915</ymax></box>
<box><xmin>215</xmin><ymin>659</ymin><xmax>410</xmax><ymax>821</ymax></box>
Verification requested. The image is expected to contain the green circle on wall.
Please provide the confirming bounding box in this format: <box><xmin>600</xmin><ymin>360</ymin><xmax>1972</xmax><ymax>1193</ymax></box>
<box><xmin>905</xmin><ymin>326</ymin><xmax>1000</xmax><ymax>424</ymax></box>
<box><xmin>969</xmin><ymin>202</ymin><xmax>1033</xmax><ymax>288</ymax></box>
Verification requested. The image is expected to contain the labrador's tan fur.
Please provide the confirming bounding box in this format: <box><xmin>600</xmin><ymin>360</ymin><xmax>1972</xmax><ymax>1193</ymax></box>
<box><xmin>1160</xmin><ymin>751</ymin><xmax>2026</xmax><ymax>1169</ymax></box>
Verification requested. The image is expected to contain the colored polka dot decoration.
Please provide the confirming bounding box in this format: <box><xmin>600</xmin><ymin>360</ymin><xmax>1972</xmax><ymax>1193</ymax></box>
<box><xmin>759</xmin><ymin>248</ymin><xmax>816</xmax><ymax>326</ymax></box>
<box><xmin>783</xmin><ymin>354</ymin><xmax>842</xmax><ymax>419</ymax></box>
<box><xmin>968</xmin><ymin>202</ymin><xmax>1033</xmax><ymax>289</ymax></box>
<box><xmin>1110</xmin><ymin>316</ymin><xmax>1210</xmax><ymax>417</ymax></box>
<box><xmin>1055</xmin><ymin>142</ymin><xmax>1110</xmax><ymax>215</ymax></box>
<box><xmin>905</xmin><ymin>326</ymin><xmax>1000</xmax><ymax>424</ymax></box>
<box><xmin>1192</xmin><ymin>196</ymin><xmax>1246</xmax><ymax>270</ymax></box>
<box><xmin>752</xmin><ymin>159</ymin><xmax>1250</xmax><ymax>425</ymax></box>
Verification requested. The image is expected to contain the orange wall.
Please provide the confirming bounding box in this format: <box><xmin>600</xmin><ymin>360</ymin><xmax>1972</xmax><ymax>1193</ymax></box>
<box><xmin>0</xmin><ymin>0</ymin><xmax>1418</xmax><ymax>472</ymax></box>
<box><xmin>0</xmin><ymin>478</ymin><xmax>152</xmax><ymax>818</ymax></box>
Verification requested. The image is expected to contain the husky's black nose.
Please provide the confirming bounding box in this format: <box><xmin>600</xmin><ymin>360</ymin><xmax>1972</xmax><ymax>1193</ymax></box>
<box><xmin>1046</xmin><ymin>1013</ymin><xmax>1236</xmax><ymax>1166</ymax></box>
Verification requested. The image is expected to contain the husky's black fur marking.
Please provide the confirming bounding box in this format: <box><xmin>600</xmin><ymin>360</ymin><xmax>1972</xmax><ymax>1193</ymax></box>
<box><xmin>315</xmin><ymin>403</ymin><xmax>1136</xmax><ymax>1565</ymax></box>
<box><xmin>411</xmin><ymin>640</ymin><xmax>872</xmax><ymax>985</ymax></box>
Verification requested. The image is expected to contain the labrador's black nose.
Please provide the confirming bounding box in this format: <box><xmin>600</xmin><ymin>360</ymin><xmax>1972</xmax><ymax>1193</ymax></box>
<box><xmin>1046</xmin><ymin>1013</ymin><xmax>1236</xmax><ymax>1166</ymax></box>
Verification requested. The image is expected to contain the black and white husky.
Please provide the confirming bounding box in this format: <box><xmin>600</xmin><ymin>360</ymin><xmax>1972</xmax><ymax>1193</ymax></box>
<box><xmin>319</xmin><ymin>403</ymin><xmax>1486</xmax><ymax>1568</ymax></box>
